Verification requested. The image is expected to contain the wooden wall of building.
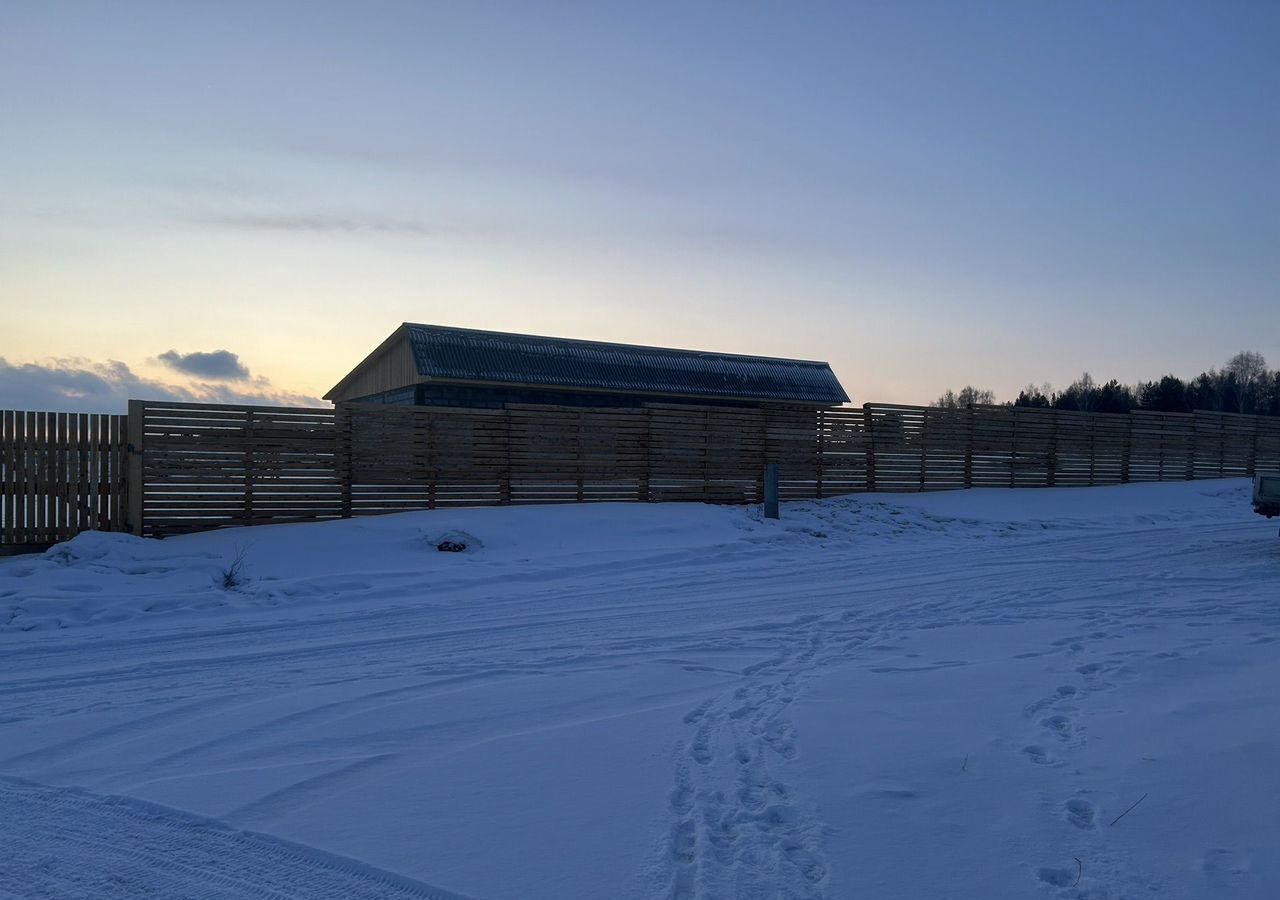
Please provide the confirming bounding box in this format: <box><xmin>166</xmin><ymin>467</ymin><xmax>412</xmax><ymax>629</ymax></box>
<box><xmin>326</xmin><ymin>330</ymin><xmax>419</xmax><ymax>403</ymax></box>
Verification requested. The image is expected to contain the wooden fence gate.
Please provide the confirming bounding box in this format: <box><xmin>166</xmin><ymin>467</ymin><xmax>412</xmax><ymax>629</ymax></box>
<box><xmin>0</xmin><ymin>410</ymin><xmax>128</xmax><ymax>550</ymax></box>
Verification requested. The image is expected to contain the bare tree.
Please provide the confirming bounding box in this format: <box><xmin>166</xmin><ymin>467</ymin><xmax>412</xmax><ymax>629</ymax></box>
<box><xmin>1225</xmin><ymin>351</ymin><xmax>1269</xmax><ymax>413</ymax></box>
<box><xmin>1067</xmin><ymin>372</ymin><xmax>1097</xmax><ymax>412</ymax></box>
<box><xmin>958</xmin><ymin>386</ymin><xmax>996</xmax><ymax>406</ymax></box>
<box><xmin>1226</xmin><ymin>351</ymin><xmax>1268</xmax><ymax>387</ymax></box>
<box><xmin>933</xmin><ymin>386</ymin><xmax>995</xmax><ymax>408</ymax></box>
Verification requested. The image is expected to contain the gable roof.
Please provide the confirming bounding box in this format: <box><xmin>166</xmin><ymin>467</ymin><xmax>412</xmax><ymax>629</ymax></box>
<box><xmin>398</xmin><ymin>323</ymin><xmax>849</xmax><ymax>405</ymax></box>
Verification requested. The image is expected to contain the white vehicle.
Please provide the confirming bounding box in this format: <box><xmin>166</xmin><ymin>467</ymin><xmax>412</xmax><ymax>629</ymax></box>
<box><xmin>1254</xmin><ymin>473</ymin><xmax>1280</xmax><ymax>519</ymax></box>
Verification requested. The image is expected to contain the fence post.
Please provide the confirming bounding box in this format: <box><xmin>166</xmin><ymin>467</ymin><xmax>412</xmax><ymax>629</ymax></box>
<box><xmin>33</xmin><ymin>412</ymin><xmax>45</xmax><ymax>542</ymax></box>
<box><xmin>963</xmin><ymin>405</ymin><xmax>974</xmax><ymax>489</ymax></box>
<box><xmin>93</xmin><ymin>414</ymin><xmax>106</xmax><ymax>531</ymax></box>
<box><xmin>112</xmin><ymin>414</ymin><xmax>126</xmax><ymax>532</ymax></box>
<box><xmin>1</xmin><ymin>410</ymin><xmax>11</xmax><ymax>545</ymax></box>
<box><xmin>576</xmin><ymin>410</ymin><xmax>585</xmax><ymax>502</ymax></box>
<box><xmin>918</xmin><ymin>407</ymin><xmax>928</xmax><ymax>492</ymax></box>
<box><xmin>125</xmin><ymin>400</ymin><xmax>144</xmax><ymax>536</ymax></box>
<box><xmin>52</xmin><ymin>412</ymin><xmax>64</xmax><ymax>541</ymax></box>
<box><xmin>1248</xmin><ymin>417</ymin><xmax>1259</xmax><ymax>476</ymax></box>
<box><xmin>243</xmin><ymin>409</ymin><xmax>255</xmax><ymax>525</ymax></box>
<box><xmin>1046</xmin><ymin>409</ymin><xmax>1058</xmax><ymax>487</ymax></box>
<box><xmin>1215</xmin><ymin>414</ymin><xmax>1224</xmax><ymax>479</ymax></box>
<box><xmin>500</xmin><ymin>408</ymin><xmax>512</xmax><ymax>505</ymax></box>
<box><xmin>4</xmin><ymin>410</ymin><xmax>17</xmax><ymax>544</ymax></box>
<box><xmin>1008</xmin><ymin>407</ymin><xmax>1017</xmax><ymax>488</ymax></box>
<box><xmin>639</xmin><ymin>408</ymin><xmax>651</xmax><ymax>502</ymax></box>
<box><xmin>863</xmin><ymin>404</ymin><xmax>876</xmax><ymax>492</ymax></box>
<box><xmin>1088</xmin><ymin>414</ymin><xmax>1096</xmax><ymax>486</ymax></box>
<box><xmin>755</xmin><ymin>408</ymin><xmax>766</xmax><ymax>503</ymax></box>
<box><xmin>1187</xmin><ymin>417</ymin><xmax>1198</xmax><ymax>486</ymax></box>
<box><xmin>426</xmin><ymin>408</ymin><xmax>437</xmax><ymax>510</ymax></box>
<box><xmin>20</xmin><ymin>412</ymin><xmax>33</xmax><ymax>542</ymax></box>
<box><xmin>1156</xmin><ymin>414</ymin><xmax>1166</xmax><ymax>480</ymax></box>
<box><xmin>1121</xmin><ymin>415</ymin><xmax>1132</xmax><ymax>484</ymax></box>
<box><xmin>701</xmin><ymin>408</ymin><xmax>711</xmax><ymax>501</ymax></box>
<box><xmin>816</xmin><ymin>409</ymin><xmax>825</xmax><ymax>500</ymax></box>
<box><xmin>763</xmin><ymin>462</ymin><xmax>779</xmax><ymax>519</ymax></box>
<box><xmin>338</xmin><ymin>405</ymin><xmax>353</xmax><ymax>518</ymax></box>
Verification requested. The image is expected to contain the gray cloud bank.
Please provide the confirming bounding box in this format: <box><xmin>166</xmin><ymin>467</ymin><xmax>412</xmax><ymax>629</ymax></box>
<box><xmin>0</xmin><ymin>357</ymin><xmax>324</xmax><ymax>414</ymax></box>
<box><xmin>157</xmin><ymin>348</ymin><xmax>251</xmax><ymax>380</ymax></box>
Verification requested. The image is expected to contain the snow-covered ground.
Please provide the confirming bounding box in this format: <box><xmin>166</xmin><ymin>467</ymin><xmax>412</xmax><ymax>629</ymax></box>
<box><xmin>1</xmin><ymin>480</ymin><xmax>1277</xmax><ymax>899</ymax></box>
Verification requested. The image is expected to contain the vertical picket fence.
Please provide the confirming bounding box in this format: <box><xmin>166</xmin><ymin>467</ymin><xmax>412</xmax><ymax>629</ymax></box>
<box><xmin>0</xmin><ymin>410</ymin><xmax>128</xmax><ymax>548</ymax></box>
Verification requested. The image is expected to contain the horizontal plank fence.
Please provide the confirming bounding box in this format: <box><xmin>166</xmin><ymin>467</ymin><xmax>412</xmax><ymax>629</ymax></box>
<box><xmin>5</xmin><ymin>399</ymin><xmax>1280</xmax><ymax>545</ymax></box>
<box><xmin>0</xmin><ymin>410</ymin><xmax>128</xmax><ymax>549</ymax></box>
<box><xmin>132</xmin><ymin>400</ymin><xmax>832</xmax><ymax>536</ymax></box>
<box><xmin>130</xmin><ymin>400</ymin><xmax>344</xmax><ymax>539</ymax></box>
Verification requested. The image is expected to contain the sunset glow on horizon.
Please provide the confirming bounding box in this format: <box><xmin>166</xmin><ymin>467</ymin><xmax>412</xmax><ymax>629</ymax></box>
<box><xmin>2</xmin><ymin>2</ymin><xmax>1276</xmax><ymax>411</ymax></box>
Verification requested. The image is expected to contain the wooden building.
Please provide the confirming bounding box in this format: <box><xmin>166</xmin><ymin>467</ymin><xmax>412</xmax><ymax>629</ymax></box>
<box><xmin>324</xmin><ymin>323</ymin><xmax>850</xmax><ymax>409</ymax></box>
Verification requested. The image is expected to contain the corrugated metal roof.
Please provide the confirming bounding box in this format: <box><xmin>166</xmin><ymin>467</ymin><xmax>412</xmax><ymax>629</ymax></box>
<box><xmin>404</xmin><ymin>324</ymin><xmax>850</xmax><ymax>405</ymax></box>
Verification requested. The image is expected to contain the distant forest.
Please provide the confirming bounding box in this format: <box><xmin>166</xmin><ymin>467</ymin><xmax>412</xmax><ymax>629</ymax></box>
<box><xmin>934</xmin><ymin>351</ymin><xmax>1280</xmax><ymax>417</ymax></box>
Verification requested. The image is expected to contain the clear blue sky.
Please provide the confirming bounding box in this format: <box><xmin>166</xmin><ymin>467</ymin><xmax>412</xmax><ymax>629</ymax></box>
<box><xmin>2</xmin><ymin>1</ymin><xmax>1276</xmax><ymax>410</ymax></box>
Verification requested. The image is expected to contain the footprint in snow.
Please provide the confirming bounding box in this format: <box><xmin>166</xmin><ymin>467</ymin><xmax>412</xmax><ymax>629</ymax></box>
<box><xmin>1024</xmin><ymin>686</ymin><xmax>1076</xmax><ymax>718</ymax></box>
<box><xmin>682</xmin><ymin>698</ymin><xmax>713</xmax><ymax>725</ymax></box>
<box><xmin>1021</xmin><ymin>744</ymin><xmax>1063</xmax><ymax>767</ymax></box>
<box><xmin>1064</xmin><ymin>798</ymin><xmax>1096</xmax><ymax>830</ymax></box>
<box><xmin>690</xmin><ymin>719</ymin><xmax>715</xmax><ymax>765</ymax></box>
<box><xmin>1040</xmin><ymin>713</ymin><xmax>1073</xmax><ymax>736</ymax></box>
<box><xmin>1200</xmin><ymin>848</ymin><xmax>1251</xmax><ymax>884</ymax></box>
<box><xmin>1036</xmin><ymin>866</ymin><xmax>1076</xmax><ymax>887</ymax></box>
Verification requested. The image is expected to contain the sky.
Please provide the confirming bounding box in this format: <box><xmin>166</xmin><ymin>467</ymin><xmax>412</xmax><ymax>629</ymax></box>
<box><xmin>2</xmin><ymin>1</ymin><xmax>1277</xmax><ymax>411</ymax></box>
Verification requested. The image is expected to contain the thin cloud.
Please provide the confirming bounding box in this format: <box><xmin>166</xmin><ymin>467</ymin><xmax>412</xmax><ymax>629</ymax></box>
<box><xmin>189</xmin><ymin>210</ymin><xmax>455</xmax><ymax>236</ymax></box>
<box><xmin>157</xmin><ymin>349</ymin><xmax>251</xmax><ymax>381</ymax></box>
<box><xmin>0</xmin><ymin>357</ymin><xmax>324</xmax><ymax>414</ymax></box>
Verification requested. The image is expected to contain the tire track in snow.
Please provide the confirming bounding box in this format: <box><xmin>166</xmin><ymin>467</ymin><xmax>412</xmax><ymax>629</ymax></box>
<box><xmin>0</xmin><ymin>692</ymin><xmax>244</xmax><ymax>770</ymax></box>
<box><xmin>91</xmin><ymin>668</ymin><xmax>531</xmax><ymax>792</ymax></box>
<box><xmin>225</xmin><ymin>753</ymin><xmax>398</xmax><ymax>828</ymax></box>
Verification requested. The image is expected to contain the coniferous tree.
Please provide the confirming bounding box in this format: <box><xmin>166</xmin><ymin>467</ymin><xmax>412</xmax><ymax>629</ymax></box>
<box><xmin>1140</xmin><ymin>376</ymin><xmax>1192</xmax><ymax>413</ymax></box>
<box><xmin>932</xmin><ymin>351</ymin><xmax>1277</xmax><ymax>417</ymax></box>
<box><xmin>1267</xmin><ymin>373</ymin><xmax>1280</xmax><ymax>416</ymax></box>
<box><xmin>1188</xmin><ymin>371</ymin><xmax>1219</xmax><ymax>412</ymax></box>
<box><xmin>1095</xmin><ymin>379</ymin><xmax>1136</xmax><ymax>414</ymax></box>
<box><xmin>1015</xmin><ymin>384</ymin><xmax>1052</xmax><ymax>408</ymax></box>
<box><xmin>1220</xmin><ymin>372</ymin><xmax>1244</xmax><ymax>415</ymax></box>
<box><xmin>1267</xmin><ymin>373</ymin><xmax>1280</xmax><ymax>417</ymax></box>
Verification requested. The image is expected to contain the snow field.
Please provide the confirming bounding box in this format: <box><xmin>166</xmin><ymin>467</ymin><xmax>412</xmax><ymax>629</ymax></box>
<box><xmin>1</xmin><ymin>479</ymin><xmax>1276</xmax><ymax>898</ymax></box>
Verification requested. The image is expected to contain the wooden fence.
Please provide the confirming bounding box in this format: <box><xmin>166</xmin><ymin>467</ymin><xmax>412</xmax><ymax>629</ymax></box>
<box><xmin>3</xmin><ymin>399</ymin><xmax>1280</xmax><ymax>545</ymax></box>
<box><xmin>846</xmin><ymin>404</ymin><xmax>1280</xmax><ymax>491</ymax></box>
<box><xmin>131</xmin><ymin>400</ymin><xmax>824</xmax><ymax>536</ymax></box>
<box><xmin>0</xmin><ymin>410</ymin><xmax>128</xmax><ymax>549</ymax></box>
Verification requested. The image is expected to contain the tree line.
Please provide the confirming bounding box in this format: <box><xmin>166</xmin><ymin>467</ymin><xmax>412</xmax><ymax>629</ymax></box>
<box><xmin>934</xmin><ymin>351</ymin><xmax>1280</xmax><ymax>417</ymax></box>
